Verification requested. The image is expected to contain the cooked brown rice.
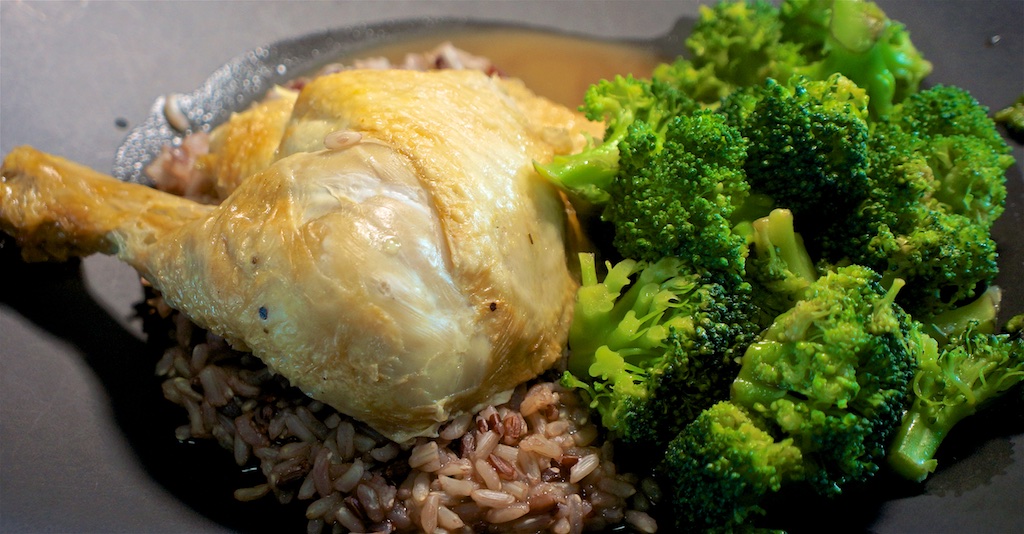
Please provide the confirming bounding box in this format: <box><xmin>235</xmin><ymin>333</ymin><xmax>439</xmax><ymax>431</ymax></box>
<box><xmin>150</xmin><ymin>307</ymin><xmax>659</xmax><ymax>533</ymax></box>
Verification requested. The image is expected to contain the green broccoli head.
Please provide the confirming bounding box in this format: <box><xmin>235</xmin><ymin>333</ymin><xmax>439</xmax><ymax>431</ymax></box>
<box><xmin>786</xmin><ymin>0</ymin><xmax>933</xmax><ymax>117</ymax></box>
<box><xmin>607</xmin><ymin>108</ymin><xmax>750</xmax><ymax>280</ymax></box>
<box><xmin>889</xmin><ymin>321</ymin><xmax>1024</xmax><ymax>482</ymax></box>
<box><xmin>994</xmin><ymin>93</ymin><xmax>1024</xmax><ymax>141</ymax></box>
<box><xmin>660</xmin><ymin>0</ymin><xmax>932</xmax><ymax>117</ymax></box>
<box><xmin>661</xmin><ymin>401</ymin><xmax>805</xmax><ymax>531</ymax></box>
<box><xmin>562</xmin><ymin>254</ymin><xmax>758</xmax><ymax>446</ymax></box>
<box><xmin>919</xmin><ymin>135</ymin><xmax>1012</xmax><ymax>228</ymax></box>
<box><xmin>888</xmin><ymin>85</ymin><xmax>1012</xmax><ymax>228</ymax></box>
<box><xmin>891</xmin><ymin>85</ymin><xmax>1012</xmax><ymax>154</ymax></box>
<box><xmin>534</xmin><ymin>74</ymin><xmax>699</xmax><ymax>204</ymax></box>
<box><xmin>722</xmin><ymin>74</ymin><xmax>872</xmax><ymax>235</ymax></box>
<box><xmin>874</xmin><ymin>207</ymin><xmax>999</xmax><ymax>319</ymax></box>
<box><xmin>818</xmin><ymin>84</ymin><xmax>1009</xmax><ymax>318</ymax></box>
<box><xmin>731</xmin><ymin>265</ymin><xmax>917</xmax><ymax>495</ymax></box>
<box><xmin>684</xmin><ymin>0</ymin><xmax>805</xmax><ymax>94</ymax></box>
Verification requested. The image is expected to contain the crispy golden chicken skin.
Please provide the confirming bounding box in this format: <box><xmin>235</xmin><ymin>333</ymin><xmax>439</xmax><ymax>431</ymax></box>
<box><xmin>0</xmin><ymin>69</ymin><xmax>583</xmax><ymax>442</ymax></box>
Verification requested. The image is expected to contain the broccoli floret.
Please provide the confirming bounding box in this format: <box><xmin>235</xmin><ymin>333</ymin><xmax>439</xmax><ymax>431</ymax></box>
<box><xmin>721</xmin><ymin>74</ymin><xmax>872</xmax><ymax>234</ymax></box>
<box><xmin>662</xmin><ymin>265</ymin><xmax>918</xmax><ymax>529</ymax></box>
<box><xmin>562</xmin><ymin>253</ymin><xmax>758</xmax><ymax>446</ymax></box>
<box><xmin>737</xmin><ymin>208</ymin><xmax>819</xmax><ymax>325</ymax></box>
<box><xmin>892</xmin><ymin>85</ymin><xmax>1012</xmax><ymax>155</ymax></box>
<box><xmin>888</xmin><ymin>320</ymin><xmax>1024</xmax><ymax>482</ymax></box>
<box><xmin>674</xmin><ymin>0</ymin><xmax>805</xmax><ymax>101</ymax></box>
<box><xmin>607</xmin><ymin>110</ymin><xmax>750</xmax><ymax>279</ymax></box>
<box><xmin>884</xmin><ymin>85</ymin><xmax>1013</xmax><ymax>228</ymax></box>
<box><xmin>662</xmin><ymin>401</ymin><xmax>805</xmax><ymax>531</ymax></box>
<box><xmin>732</xmin><ymin>265</ymin><xmax>917</xmax><ymax>493</ymax></box>
<box><xmin>994</xmin><ymin>93</ymin><xmax>1024</xmax><ymax>141</ymax></box>
<box><xmin>919</xmin><ymin>135</ymin><xmax>1012</xmax><ymax>228</ymax></box>
<box><xmin>660</xmin><ymin>0</ymin><xmax>931</xmax><ymax>118</ymax></box>
<box><xmin>785</xmin><ymin>0</ymin><xmax>933</xmax><ymax>117</ymax></box>
<box><xmin>876</xmin><ymin>207</ymin><xmax>999</xmax><ymax>319</ymax></box>
<box><xmin>535</xmin><ymin>75</ymin><xmax>698</xmax><ymax>204</ymax></box>
<box><xmin>819</xmin><ymin>85</ymin><xmax>1010</xmax><ymax>318</ymax></box>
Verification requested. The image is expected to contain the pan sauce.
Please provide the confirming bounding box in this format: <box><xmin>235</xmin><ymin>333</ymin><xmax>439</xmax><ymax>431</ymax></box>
<box><xmin>334</xmin><ymin>28</ymin><xmax>669</xmax><ymax>108</ymax></box>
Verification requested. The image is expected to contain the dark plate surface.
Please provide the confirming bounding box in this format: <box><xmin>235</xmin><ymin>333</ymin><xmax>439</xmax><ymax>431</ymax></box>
<box><xmin>1</xmin><ymin>1</ymin><xmax>1022</xmax><ymax>533</ymax></box>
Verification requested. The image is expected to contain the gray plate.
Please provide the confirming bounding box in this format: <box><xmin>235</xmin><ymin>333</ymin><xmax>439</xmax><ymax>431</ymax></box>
<box><xmin>1</xmin><ymin>1</ymin><xmax>1022</xmax><ymax>533</ymax></box>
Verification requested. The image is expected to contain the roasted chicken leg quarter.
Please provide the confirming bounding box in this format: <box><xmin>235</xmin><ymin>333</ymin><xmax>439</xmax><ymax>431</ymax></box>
<box><xmin>0</xmin><ymin>69</ymin><xmax>581</xmax><ymax>442</ymax></box>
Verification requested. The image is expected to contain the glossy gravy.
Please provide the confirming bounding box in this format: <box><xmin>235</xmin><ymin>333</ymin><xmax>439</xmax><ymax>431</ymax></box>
<box><xmin>339</xmin><ymin>28</ymin><xmax>671</xmax><ymax>108</ymax></box>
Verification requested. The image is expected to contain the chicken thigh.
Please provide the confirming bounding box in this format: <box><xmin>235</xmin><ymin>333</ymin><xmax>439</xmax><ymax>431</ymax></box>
<box><xmin>0</xmin><ymin>69</ymin><xmax>579</xmax><ymax>442</ymax></box>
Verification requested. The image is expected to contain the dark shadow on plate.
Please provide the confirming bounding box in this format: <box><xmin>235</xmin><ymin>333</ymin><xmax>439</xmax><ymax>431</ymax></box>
<box><xmin>0</xmin><ymin>234</ymin><xmax>308</xmax><ymax>533</ymax></box>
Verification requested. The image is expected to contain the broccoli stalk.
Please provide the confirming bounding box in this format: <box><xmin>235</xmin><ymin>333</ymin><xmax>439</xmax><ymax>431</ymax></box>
<box><xmin>888</xmin><ymin>321</ymin><xmax>1024</xmax><ymax>482</ymax></box>
<box><xmin>920</xmin><ymin>285</ymin><xmax>1001</xmax><ymax>347</ymax></box>
<box><xmin>739</xmin><ymin>208</ymin><xmax>819</xmax><ymax>324</ymax></box>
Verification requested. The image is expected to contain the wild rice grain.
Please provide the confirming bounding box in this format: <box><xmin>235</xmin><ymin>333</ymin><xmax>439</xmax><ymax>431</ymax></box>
<box><xmin>598</xmin><ymin>475</ymin><xmax>638</xmax><ymax>498</ymax></box>
<box><xmin>420</xmin><ymin>492</ymin><xmax>440</xmax><ymax>533</ymax></box>
<box><xmin>571</xmin><ymin>424</ymin><xmax>598</xmax><ymax>447</ymax></box>
<box><xmin>297</xmin><ymin>473</ymin><xmax>318</xmax><ymax>501</ymax></box>
<box><xmin>569</xmin><ymin>454</ymin><xmax>599</xmax><ymax>484</ymax></box>
<box><xmin>470</xmin><ymin>488</ymin><xmax>516</xmax><ymax>508</ymax></box>
<box><xmin>520</xmin><ymin>384</ymin><xmax>556</xmax><ymax>416</ymax></box>
<box><xmin>335</xmin><ymin>421</ymin><xmax>355</xmax><ymax>461</ymax></box>
<box><xmin>357</xmin><ymin>483</ymin><xmax>385</xmax><ymax>523</ymax></box>
<box><xmin>473</xmin><ymin>430</ymin><xmax>500</xmax><ymax>461</ymax></box>
<box><xmin>440</xmin><ymin>412</ymin><xmax>473</xmax><ymax>440</ymax></box>
<box><xmin>233</xmin><ymin>431</ymin><xmax>250</xmax><ymax>466</ymax></box>
<box><xmin>520</xmin><ymin>434</ymin><xmax>562</xmax><ymax>459</ymax></box>
<box><xmin>486</xmin><ymin>501</ymin><xmax>530</xmax><ymax>523</ymax></box>
<box><xmin>334</xmin><ymin>506</ymin><xmax>364</xmax><ymax>533</ymax></box>
<box><xmin>489</xmin><ymin>453</ymin><xmax>518</xmax><ymax>481</ymax></box>
<box><xmin>437</xmin><ymin>504</ymin><xmax>465</xmax><ymax>529</ymax></box>
<box><xmin>285</xmin><ymin>413</ymin><xmax>318</xmax><ymax>443</ymax></box>
<box><xmin>234</xmin><ymin>484</ymin><xmax>270</xmax><ymax>501</ymax></box>
<box><xmin>297</xmin><ymin>406</ymin><xmax>330</xmax><ymax>440</ymax></box>
<box><xmin>333</xmin><ymin>459</ymin><xmax>364</xmax><ymax>493</ymax></box>
<box><xmin>353</xmin><ymin>432</ymin><xmax>377</xmax><ymax>454</ymax></box>
<box><xmin>408</xmin><ymin>441</ymin><xmax>440</xmax><ymax>471</ymax></box>
<box><xmin>369</xmin><ymin>442</ymin><xmax>400</xmax><ymax>463</ymax></box>
<box><xmin>502</xmin><ymin>480</ymin><xmax>529</xmax><ymax>501</ymax></box>
<box><xmin>436</xmin><ymin>457</ymin><xmax>472</xmax><ymax>477</ymax></box>
<box><xmin>305</xmin><ymin>493</ymin><xmax>340</xmax><ymax>519</ymax></box>
<box><xmin>312</xmin><ymin>447</ymin><xmax>333</xmax><ymax>497</ymax></box>
<box><xmin>411</xmin><ymin>471</ymin><xmax>431</xmax><ymax>504</ymax></box>
<box><xmin>437</xmin><ymin>475</ymin><xmax>476</xmax><ymax>497</ymax></box>
<box><xmin>474</xmin><ymin>458</ymin><xmax>502</xmax><ymax>491</ymax></box>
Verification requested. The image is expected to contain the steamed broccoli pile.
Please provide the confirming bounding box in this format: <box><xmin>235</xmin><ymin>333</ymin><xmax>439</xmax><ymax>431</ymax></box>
<box><xmin>539</xmin><ymin>0</ymin><xmax>1022</xmax><ymax>530</ymax></box>
<box><xmin>665</xmin><ymin>266</ymin><xmax>919</xmax><ymax>528</ymax></box>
